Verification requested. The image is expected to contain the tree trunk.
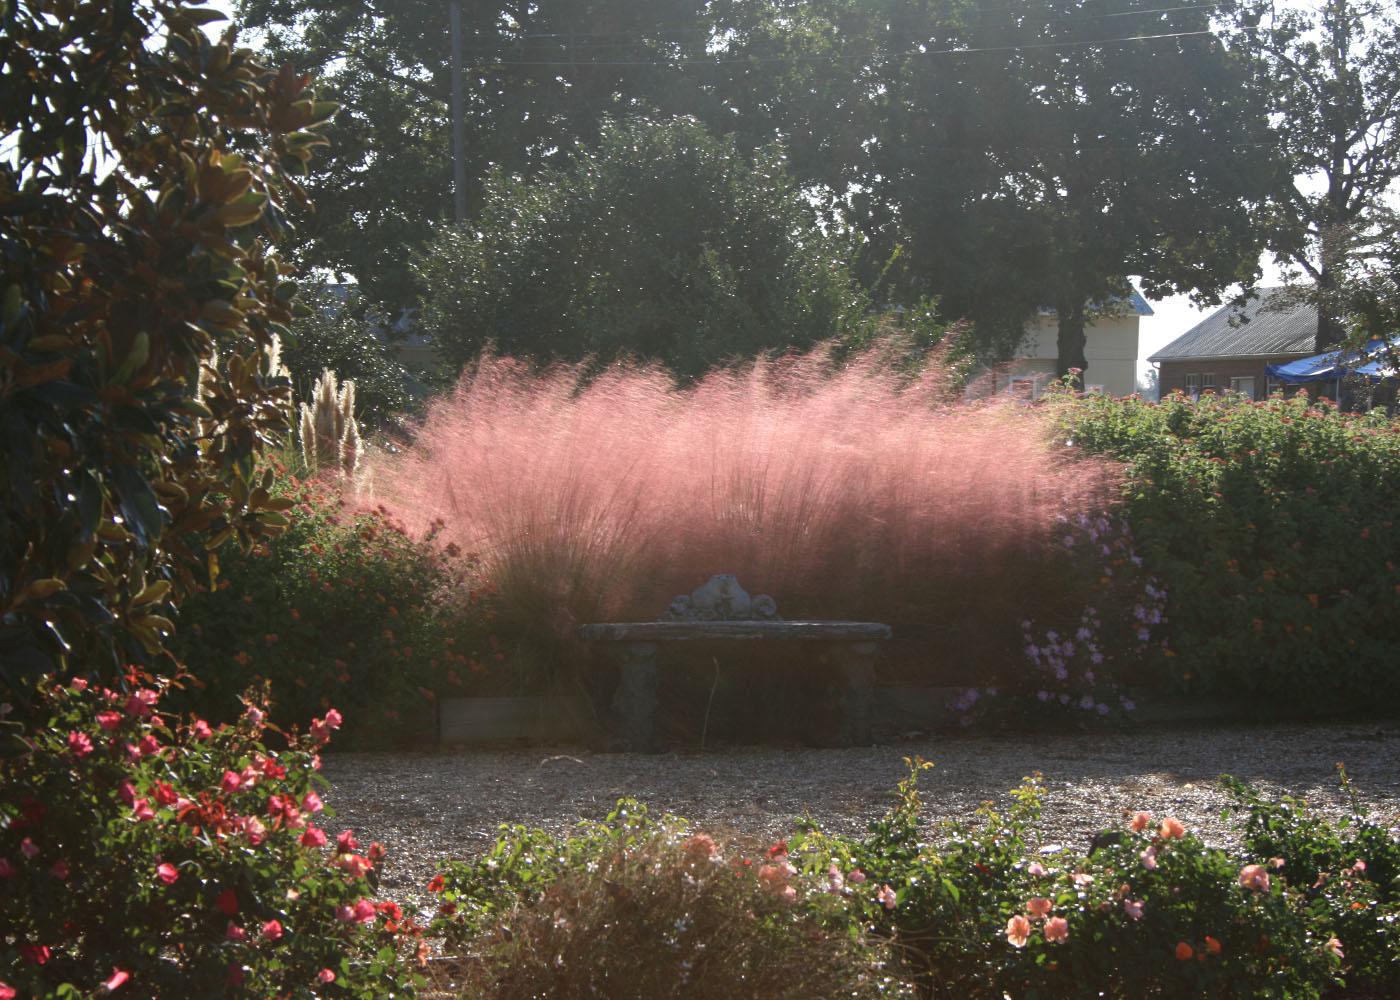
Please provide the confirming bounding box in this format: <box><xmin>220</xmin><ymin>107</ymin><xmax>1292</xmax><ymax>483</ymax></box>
<box><xmin>1056</xmin><ymin>299</ymin><xmax>1088</xmax><ymax>386</ymax></box>
<box><xmin>1315</xmin><ymin>263</ymin><xmax>1345</xmax><ymax>351</ymax></box>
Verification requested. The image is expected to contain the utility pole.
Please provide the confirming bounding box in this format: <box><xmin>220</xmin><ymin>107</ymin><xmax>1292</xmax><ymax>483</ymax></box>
<box><xmin>449</xmin><ymin>0</ymin><xmax>468</xmax><ymax>223</ymax></box>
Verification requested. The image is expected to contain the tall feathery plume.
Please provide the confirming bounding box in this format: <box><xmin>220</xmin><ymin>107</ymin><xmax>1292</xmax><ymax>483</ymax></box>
<box><xmin>299</xmin><ymin>401</ymin><xmax>317</xmax><ymax>470</ymax></box>
<box><xmin>297</xmin><ymin>367</ymin><xmax>361</xmax><ymax>477</ymax></box>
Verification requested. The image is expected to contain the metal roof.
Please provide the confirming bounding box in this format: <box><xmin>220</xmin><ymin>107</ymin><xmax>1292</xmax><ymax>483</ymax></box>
<box><xmin>1148</xmin><ymin>287</ymin><xmax>1317</xmax><ymax>362</ymax></box>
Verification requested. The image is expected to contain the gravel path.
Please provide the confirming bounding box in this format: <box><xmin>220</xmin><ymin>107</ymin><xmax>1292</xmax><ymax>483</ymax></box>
<box><xmin>321</xmin><ymin>721</ymin><xmax>1400</xmax><ymax>918</ymax></box>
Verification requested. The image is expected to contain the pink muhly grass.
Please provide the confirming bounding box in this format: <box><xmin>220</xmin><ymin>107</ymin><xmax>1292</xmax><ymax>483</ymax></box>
<box><xmin>369</xmin><ymin>349</ymin><xmax>1120</xmax><ymax>672</ymax></box>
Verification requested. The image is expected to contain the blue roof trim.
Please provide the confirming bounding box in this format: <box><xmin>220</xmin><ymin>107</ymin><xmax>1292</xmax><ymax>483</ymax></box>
<box><xmin>1127</xmin><ymin>288</ymin><xmax>1154</xmax><ymax>316</ymax></box>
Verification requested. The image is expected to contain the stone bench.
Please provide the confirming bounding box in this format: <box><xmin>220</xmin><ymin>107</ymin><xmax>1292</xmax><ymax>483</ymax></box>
<box><xmin>578</xmin><ymin>575</ymin><xmax>890</xmax><ymax>752</ymax></box>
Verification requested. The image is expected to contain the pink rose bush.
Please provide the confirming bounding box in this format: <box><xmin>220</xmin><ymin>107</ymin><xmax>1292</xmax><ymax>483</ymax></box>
<box><xmin>0</xmin><ymin>675</ymin><xmax>422</xmax><ymax>996</ymax></box>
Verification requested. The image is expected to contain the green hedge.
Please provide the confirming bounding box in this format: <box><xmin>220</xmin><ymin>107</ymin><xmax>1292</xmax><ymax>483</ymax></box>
<box><xmin>169</xmin><ymin>469</ymin><xmax>503</xmax><ymax>747</ymax></box>
<box><xmin>1050</xmin><ymin>389</ymin><xmax>1400</xmax><ymax>711</ymax></box>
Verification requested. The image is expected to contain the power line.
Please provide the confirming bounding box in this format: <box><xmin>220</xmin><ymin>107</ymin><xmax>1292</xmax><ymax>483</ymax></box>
<box><xmin>484</xmin><ymin>2</ymin><xmax>1232</xmax><ymax>45</ymax></box>
<box><xmin>446</xmin><ymin>27</ymin><xmax>1252</xmax><ymax>69</ymax></box>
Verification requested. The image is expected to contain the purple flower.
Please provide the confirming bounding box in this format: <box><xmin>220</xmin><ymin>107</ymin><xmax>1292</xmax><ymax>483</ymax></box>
<box><xmin>1036</xmin><ymin>690</ymin><xmax>1050</xmax><ymax>702</ymax></box>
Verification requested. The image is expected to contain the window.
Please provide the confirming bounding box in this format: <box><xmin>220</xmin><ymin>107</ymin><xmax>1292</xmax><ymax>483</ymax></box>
<box><xmin>1230</xmin><ymin>376</ymin><xmax>1256</xmax><ymax>399</ymax></box>
<box><xmin>1185</xmin><ymin>373</ymin><xmax>1202</xmax><ymax>399</ymax></box>
<box><xmin>1201</xmin><ymin>373</ymin><xmax>1218</xmax><ymax>392</ymax></box>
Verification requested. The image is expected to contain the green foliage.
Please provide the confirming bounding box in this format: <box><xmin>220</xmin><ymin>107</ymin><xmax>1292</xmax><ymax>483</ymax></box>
<box><xmin>283</xmin><ymin>282</ymin><xmax>413</xmax><ymax>430</ymax></box>
<box><xmin>1224</xmin><ymin>770</ymin><xmax>1400</xmax><ymax>994</ymax></box>
<box><xmin>167</xmin><ymin>473</ymin><xmax>503</xmax><ymax>747</ymax></box>
<box><xmin>0</xmin><ymin>0</ymin><xmax>332</xmax><ymax>703</ymax></box>
<box><xmin>707</xmin><ymin>0</ymin><xmax>1281</xmax><ymax>377</ymax></box>
<box><xmin>1050</xmin><ymin>389</ymin><xmax>1400</xmax><ymax>711</ymax></box>
<box><xmin>427</xmin><ymin>761</ymin><xmax>1400</xmax><ymax>998</ymax></box>
<box><xmin>0</xmin><ymin>676</ymin><xmax>420</xmax><ymax>996</ymax></box>
<box><xmin>430</xmin><ymin>804</ymin><xmax>912</xmax><ymax>1000</ymax></box>
<box><xmin>417</xmin><ymin>116</ymin><xmax>876</xmax><ymax>378</ymax></box>
<box><xmin>795</xmin><ymin>762</ymin><xmax>1330</xmax><ymax>998</ymax></box>
<box><xmin>237</xmin><ymin>0</ymin><xmax>717</xmax><ymax>313</ymax></box>
<box><xmin>1234</xmin><ymin>0</ymin><xmax>1400</xmax><ymax>349</ymax></box>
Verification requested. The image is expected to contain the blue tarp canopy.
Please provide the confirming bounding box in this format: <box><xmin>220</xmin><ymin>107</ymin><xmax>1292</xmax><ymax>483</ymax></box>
<box><xmin>1266</xmin><ymin>339</ymin><xmax>1399</xmax><ymax>384</ymax></box>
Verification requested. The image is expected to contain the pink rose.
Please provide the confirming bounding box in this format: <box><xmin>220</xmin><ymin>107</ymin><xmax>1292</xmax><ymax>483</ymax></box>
<box><xmin>1130</xmin><ymin>811</ymin><xmax>1151</xmax><ymax>833</ymax></box>
<box><xmin>133</xmin><ymin>798</ymin><xmax>155</xmax><ymax>822</ymax></box>
<box><xmin>1140</xmin><ymin>846</ymin><xmax>1158</xmax><ymax>870</ymax></box>
<box><xmin>156</xmin><ymin>863</ymin><xmax>178</xmax><ymax>885</ymax></box>
<box><xmin>1044</xmin><ymin>916</ymin><xmax>1069</xmax><ymax>943</ymax></box>
<box><xmin>301</xmin><ymin>792</ymin><xmax>324</xmax><ymax>814</ymax></box>
<box><xmin>96</xmin><ymin>710</ymin><xmax>122</xmax><ymax>731</ymax></box>
<box><xmin>1006</xmin><ymin>914</ymin><xmax>1031</xmax><ymax>948</ymax></box>
<box><xmin>1239</xmin><ymin>864</ymin><xmax>1271</xmax><ymax>892</ymax></box>
<box><xmin>67</xmin><ymin>731</ymin><xmax>94</xmax><ymax>757</ymax></box>
<box><xmin>191</xmin><ymin>719</ymin><xmax>213</xmax><ymax>740</ymax></box>
<box><xmin>300</xmin><ymin>827</ymin><xmax>328</xmax><ymax>848</ymax></box>
<box><xmin>1026</xmin><ymin>897</ymin><xmax>1052</xmax><ymax>921</ymax></box>
<box><xmin>1158</xmin><ymin>817</ymin><xmax>1186</xmax><ymax>840</ymax></box>
<box><xmin>20</xmin><ymin>838</ymin><xmax>39</xmax><ymax>860</ymax></box>
<box><xmin>226</xmin><ymin>922</ymin><xmax>247</xmax><ymax>942</ymax></box>
<box><xmin>848</xmin><ymin>868</ymin><xmax>867</xmax><ymax>884</ymax></box>
<box><xmin>317</xmin><ymin>969</ymin><xmax>336</xmax><ymax>984</ymax></box>
<box><xmin>220</xmin><ymin>770</ymin><xmax>241</xmax><ymax>793</ymax></box>
<box><xmin>876</xmin><ymin>884</ymin><xmax>898</xmax><ymax>910</ymax></box>
<box><xmin>1123</xmin><ymin>899</ymin><xmax>1144</xmax><ymax>920</ymax></box>
<box><xmin>261</xmin><ymin>919</ymin><xmax>283</xmax><ymax>942</ymax></box>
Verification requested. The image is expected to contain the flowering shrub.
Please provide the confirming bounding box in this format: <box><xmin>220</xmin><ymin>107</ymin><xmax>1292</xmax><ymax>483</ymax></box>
<box><xmin>1049</xmin><ymin>389</ymin><xmax>1400</xmax><ymax>711</ymax></box>
<box><xmin>429</xmin><ymin>805</ymin><xmax>912</xmax><ymax>1000</ymax></box>
<box><xmin>169</xmin><ymin>471</ymin><xmax>507</xmax><ymax>746</ymax></box>
<box><xmin>0</xmin><ymin>675</ymin><xmax>422</xmax><ymax>997</ymax></box>
<box><xmin>1224</xmin><ymin>769</ymin><xmax>1400</xmax><ymax>995</ymax></box>
<box><xmin>791</xmin><ymin>760</ymin><xmax>1343</xmax><ymax>998</ymax></box>
<box><xmin>948</xmin><ymin>512</ymin><xmax>1167</xmax><ymax>724</ymax></box>
<box><xmin>423</xmin><ymin>762</ymin><xmax>1400</xmax><ymax>998</ymax></box>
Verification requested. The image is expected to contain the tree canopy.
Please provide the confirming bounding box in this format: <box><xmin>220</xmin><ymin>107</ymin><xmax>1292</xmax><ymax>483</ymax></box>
<box><xmin>236</xmin><ymin>0</ymin><xmax>717</xmax><ymax>311</ymax></box>
<box><xmin>1235</xmin><ymin>0</ymin><xmax>1400</xmax><ymax>350</ymax></box>
<box><xmin>1</xmin><ymin>0</ymin><xmax>328</xmax><ymax>696</ymax></box>
<box><xmin>416</xmin><ymin>117</ymin><xmax>874</xmax><ymax>377</ymax></box>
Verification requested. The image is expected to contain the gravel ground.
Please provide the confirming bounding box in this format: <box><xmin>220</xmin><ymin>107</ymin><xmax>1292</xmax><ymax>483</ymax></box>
<box><xmin>321</xmin><ymin>720</ymin><xmax>1400</xmax><ymax>919</ymax></box>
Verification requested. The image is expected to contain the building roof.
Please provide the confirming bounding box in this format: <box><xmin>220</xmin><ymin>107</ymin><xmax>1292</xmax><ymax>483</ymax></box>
<box><xmin>1148</xmin><ymin>287</ymin><xmax>1317</xmax><ymax>362</ymax></box>
<box><xmin>1037</xmin><ymin>287</ymin><xmax>1155</xmax><ymax>318</ymax></box>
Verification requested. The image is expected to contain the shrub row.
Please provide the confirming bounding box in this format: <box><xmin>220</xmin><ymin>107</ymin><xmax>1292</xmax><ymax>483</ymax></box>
<box><xmin>1050</xmin><ymin>389</ymin><xmax>1400</xmax><ymax>713</ymax></box>
<box><xmin>167</xmin><ymin>469</ymin><xmax>506</xmax><ymax>747</ymax></box>
<box><xmin>429</xmin><ymin>761</ymin><xmax>1398</xmax><ymax>999</ymax></box>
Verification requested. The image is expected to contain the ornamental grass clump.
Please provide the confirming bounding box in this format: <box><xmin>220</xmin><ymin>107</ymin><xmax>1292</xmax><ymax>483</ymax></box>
<box><xmin>299</xmin><ymin>368</ymin><xmax>363</xmax><ymax>478</ymax></box>
<box><xmin>373</xmin><ymin>349</ymin><xmax>1120</xmax><ymax>682</ymax></box>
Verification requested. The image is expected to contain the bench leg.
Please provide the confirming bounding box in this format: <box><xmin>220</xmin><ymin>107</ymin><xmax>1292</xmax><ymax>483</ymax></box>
<box><xmin>609</xmin><ymin>642</ymin><xmax>660</xmax><ymax>753</ymax></box>
<box><xmin>831</xmin><ymin>641</ymin><xmax>877</xmax><ymax>746</ymax></box>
